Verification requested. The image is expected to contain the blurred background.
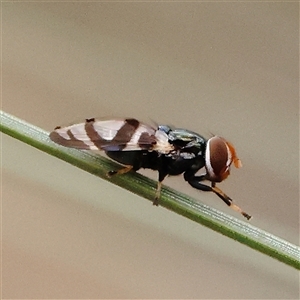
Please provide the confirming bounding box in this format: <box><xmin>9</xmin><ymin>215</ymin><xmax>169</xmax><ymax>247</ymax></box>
<box><xmin>2</xmin><ymin>2</ymin><xmax>299</xmax><ymax>299</ymax></box>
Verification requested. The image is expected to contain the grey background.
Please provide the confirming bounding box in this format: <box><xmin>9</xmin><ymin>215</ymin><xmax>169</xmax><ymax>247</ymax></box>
<box><xmin>2</xmin><ymin>2</ymin><xmax>299</xmax><ymax>299</ymax></box>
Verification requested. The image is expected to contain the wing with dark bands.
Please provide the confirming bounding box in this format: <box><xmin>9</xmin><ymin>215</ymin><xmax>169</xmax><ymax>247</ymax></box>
<box><xmin>49</xmin><ymin>118</ymin><xmax>173</xmax><ymax>153</ymax></box>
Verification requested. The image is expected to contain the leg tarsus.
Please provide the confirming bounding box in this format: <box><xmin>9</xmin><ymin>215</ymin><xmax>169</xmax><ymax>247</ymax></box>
<box><xmin>107</xmin><ymin>170</ymin><xmax>117</xmax><ymax>177</ymax></box>
<box><xmin>106</xmin><ymin>166</ymin><xmax>133</xmax><ymax>178</ymax></box>
<box><xmin>187</xmin><ymin>176</ymin><xmax>252</xmax><ymax>220</ymax></box>
<box><xmin>211</xmin><ymin>185</ymin><xmax>252</xmax><ymax>220</ymax></box>
<box><xmin>153</xmin><ymin>181</ymin><xmax>162</xmax><ymax>206</ymax></box>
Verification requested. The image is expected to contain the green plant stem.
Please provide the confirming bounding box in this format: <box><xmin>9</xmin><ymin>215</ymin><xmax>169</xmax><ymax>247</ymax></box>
<box><xmin>1</xmin><ymin>110</ymin><xmax>299</xmax><ymax>269</ymax></box>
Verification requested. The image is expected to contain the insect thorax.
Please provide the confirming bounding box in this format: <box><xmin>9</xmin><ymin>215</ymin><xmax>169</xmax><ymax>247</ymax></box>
<box><xmin>165</xmin><ymin>128</ymin><xmax>206</xmax><ymax>157</ymax></box>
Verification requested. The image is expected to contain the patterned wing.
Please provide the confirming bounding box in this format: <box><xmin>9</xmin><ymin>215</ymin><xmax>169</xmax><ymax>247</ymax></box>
<box><xmin>49</xmin><ymin>118</ymin><xmax>173</xmax><ymax>153</ymax></box>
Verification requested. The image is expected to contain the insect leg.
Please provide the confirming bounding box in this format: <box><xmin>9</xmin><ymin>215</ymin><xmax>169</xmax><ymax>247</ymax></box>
<box><xmin>153</xmin><ymin>171</ymin><xmax>168</xmax><ymax>206</ymax></box>
<box><xmin>211</xmin><ymin>184</ymin><xmax>251</xmax><ymax>220</ymax></box>
<box><xmin>186</xmin><ymin>175</ymin><xmax>251</xmax><ymax>220</ymax></box>
<box><xmin>107</xmin><ymin>166</ymin><xmax>133</xmax><ymax>177</ymax></box>
<box><xmin>153</xmin><ymin>182</ymin><xmax>162</xmax><ymax>206</ymax></box>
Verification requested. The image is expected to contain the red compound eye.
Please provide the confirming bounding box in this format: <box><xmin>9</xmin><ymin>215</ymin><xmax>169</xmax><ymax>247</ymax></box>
<box><xmin>205</xmin><ymin>136</ymin><xmax>242</xmax><ymax>182</ymax></box>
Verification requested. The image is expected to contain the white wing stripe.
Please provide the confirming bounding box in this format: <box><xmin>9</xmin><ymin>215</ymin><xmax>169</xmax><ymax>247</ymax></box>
<box><xmin>93</xmin><ymin>120</ymin><xmax>125</xmax><ymax>141</ymax></box>
<box><xmin>124</xmin><ymin>124</ymin><xmax>155</xmax><ymax>149</ymax></box>
<box><xmin>54</xmin><ymin>129</ymin><xmax>71</xmax><ymax>140</ymax></box>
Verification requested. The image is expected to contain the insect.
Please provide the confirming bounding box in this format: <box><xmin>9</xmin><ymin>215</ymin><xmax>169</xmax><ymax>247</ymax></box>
<box><xmin>49</xmin><ymin>118</ymin><xmax>251</xmax><ymax>220</ymax></box>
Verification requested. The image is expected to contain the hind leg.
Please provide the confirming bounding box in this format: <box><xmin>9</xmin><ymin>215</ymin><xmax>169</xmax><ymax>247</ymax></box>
<box><xmin>107</xmin><ymin>166</ymin><xmax>134</xmax><ymax>177</ymax></box>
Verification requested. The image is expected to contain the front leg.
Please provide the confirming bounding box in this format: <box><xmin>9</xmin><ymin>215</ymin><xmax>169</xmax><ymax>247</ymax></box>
<box><xmin>187</xmin><ymin>175</ymin><xmax>232</xmax><ymax>206</ymax></box>
<box><xmin>185</xmin><ymin>173</ymin><xmax>251</xmax><ymax>220</ymax></box>
<box><xmin>186</xmin><ymin>174</ymin><xmax>214</xmax><ymax>192</ymax></box>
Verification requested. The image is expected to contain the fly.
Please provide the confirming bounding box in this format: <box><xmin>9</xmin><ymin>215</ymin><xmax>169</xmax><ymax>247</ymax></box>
<box><xmin>50</xmin><ymin>118</ymin><xmax>251</xmax><ymax>220</ymax></box>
